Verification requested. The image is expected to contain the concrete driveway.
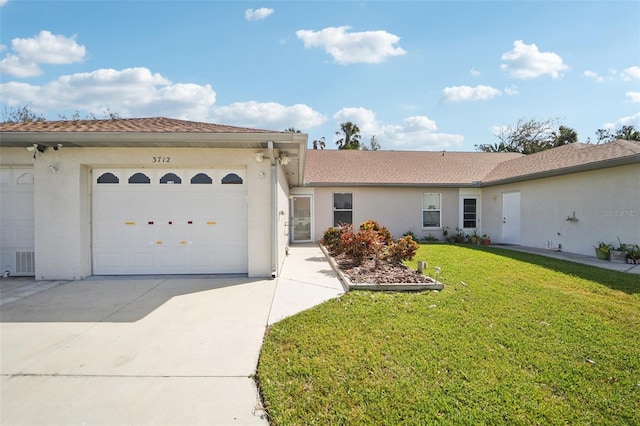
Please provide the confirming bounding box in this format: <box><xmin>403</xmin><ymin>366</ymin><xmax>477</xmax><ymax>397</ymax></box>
<box><xmin>1</xmin><ymin>276</ymin><xmax>276</xmax><ymax>425</ymax></box>
<box><xmin>1</xmin><ymin>244</ymin><xmax>346</xmax><ymax>425</ymax></box>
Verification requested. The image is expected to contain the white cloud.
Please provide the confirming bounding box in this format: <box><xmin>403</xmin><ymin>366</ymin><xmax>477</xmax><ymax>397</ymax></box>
<box><xmin>332</xmin><ymin>107</ymin><xmax>463</xmax><ymax>150</ymax></box>
<box><xmin>621</xmin><ymin>66</ymin><xmax>640</xmax><ymax>81</ymax></box>
<box><xmin>0</xmin><ymin>0</ymin><xmax>8</xmax><ymax>7</ymax></box>
<box><xmin>504</xmin><ymin>84</ymin><xmax>519</xmax><ymax>96</ymax></box>
<box><xmin>583</xmin><ymin>70</ymin><xmax>604</xmax><ymax>83</ymax></box>
<box><xmin>296</xmin><ymin>26</ymin><xmax>406</xmax><ymax>65</ymax></box>
<box><xmin>442</xmin><ymin>85</ymin><xmax>502</xmax><ymax>102</ymax></box>
<box><xmin>470</xmin><ymin>67</ymin><xmax>480</xmax><ymax>77</ymax></box>
<box><xmin>626</xmin><ymin>91</ymin><xmax>640</xmax><ymax>103</ymax></box>
<box><xmin>500</xmin><ymin>40</ymin><xmax>569</xmax><ymax>79</ymax></box>
<box><xmin>0</xmin><ymin>31</ymin><xmax>86</xmax><ymax>77</ymax></box>
<box><xmin>602</xmin><ymin>112</ymin><xmax>640</xmax><ymax>130</ymax></box>
<box><xmin>617</xmin><ymin>111</ymin><xmax>640</xmax><ymax>126</ymax></box>
<box><xmin>245</xmin><ymin>8</ymin><xmax>274</xmax><ymax>21</ymax></box>
<box><xmin>211</xmin><ymin>101</ymin><xmax>326</xmax><ymax>130</ymax></box>
<box><xmin>0</xmin><ymin>67</ymin><xmax>216</xmax><ymax>121</ymax></box>
<box><xmin>333</xmin><ymin>107</ymin><xmax>379</xmax><ymax>134</ymax></box>
<box><xmin>0</xmin><ymin>54</ymin><xmax>41</xmax><ymax>77</ymax></box>
<box><xmin>12</xmin><ymin>31</ymin><xmax>85</xmax><ymax>64</ymax></box>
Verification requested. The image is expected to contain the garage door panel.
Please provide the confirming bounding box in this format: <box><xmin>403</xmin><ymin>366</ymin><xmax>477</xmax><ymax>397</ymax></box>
<box><xmin>0</xmin><ymin>168</ymin><xmax>35</xmax><ymax>276</ymax></box>
<box><xmin>2</xmin><ymin>192</ymin><xmax>34</xmax><ymax>219</ymax></box>
<box><xmin>93</xmin><ymin>252</ymin><xmax>123</xmax><ymax>273</ymax></box>
<box><xmin>93</xmin><ymin>168</ymin><xmax>248</xmax><ymax>275</ymax></box>
<box><xmin>124</xmin><ymin>251</ymin><xmax>154</xmax><ymax>269</ymax></box>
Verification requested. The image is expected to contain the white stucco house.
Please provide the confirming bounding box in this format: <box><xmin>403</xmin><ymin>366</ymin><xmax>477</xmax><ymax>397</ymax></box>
<box><xmin>295</xmin><ymin>141</ymin><xmax>640</xmax><ymax>256</ymax></box>
<box><xmin>0</xmin><ymin>118</ymin><xmax>306</xmax><ymax>279</ymax></box>
<box><xmin>1</xmin><ymin>117</ymin><xmax>639</xmax><ymax>280</ymax></box>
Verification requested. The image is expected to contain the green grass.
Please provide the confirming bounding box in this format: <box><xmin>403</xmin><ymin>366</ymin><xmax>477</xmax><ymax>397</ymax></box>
<box><xmin>257</xmin><ymin>245</ymin><xmax>639</xmax><ymax>425</ymax></box>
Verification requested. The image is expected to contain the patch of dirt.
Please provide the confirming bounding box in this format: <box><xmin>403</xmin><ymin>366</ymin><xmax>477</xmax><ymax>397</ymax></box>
<box><xmin>333</xmin><ymin>253</ymin><xmax>435</xmax><ymax>284</ymax></box>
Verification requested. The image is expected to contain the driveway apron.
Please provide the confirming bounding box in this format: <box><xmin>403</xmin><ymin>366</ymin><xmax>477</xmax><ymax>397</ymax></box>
<box><xmin>1</xmin><ymin>276</ymin><xmax>275</xmax><ymax>425</ymax></box>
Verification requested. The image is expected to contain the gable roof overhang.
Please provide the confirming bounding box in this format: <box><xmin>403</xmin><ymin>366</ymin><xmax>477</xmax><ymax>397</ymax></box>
<box><xmin>479</xmin><ymin>154</ymin><xmax>640</xmax><ymax>187</ymax></box>
<box><xmin>0</xmin><ymin>118</ymin><xmax>308</xmax><ymax>186</ymax></box>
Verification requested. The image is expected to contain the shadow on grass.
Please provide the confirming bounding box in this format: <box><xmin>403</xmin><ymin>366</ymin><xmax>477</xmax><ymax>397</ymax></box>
<box><xmin>461</xmin><ymin>245</ymin><xmax>639</xmax><ymax>295</ymax></box>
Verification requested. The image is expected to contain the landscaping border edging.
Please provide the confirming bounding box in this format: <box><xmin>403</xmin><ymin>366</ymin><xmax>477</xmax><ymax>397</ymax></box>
<box><xmin>318</xmin><ymin>243</ymin><xmax>444</xmax><ymax>292</ymax></box>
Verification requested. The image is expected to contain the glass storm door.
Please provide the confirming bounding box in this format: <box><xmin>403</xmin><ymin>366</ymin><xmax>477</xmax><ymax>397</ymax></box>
<box><xmin>462</xmin><ymin>197</ymin><xmax>478</xmax><ymax>230</ymax></box>
<box><xmin>292</xmin><ymin>196</ymin><xmax>312</xmax><ymax>242</ymax></box>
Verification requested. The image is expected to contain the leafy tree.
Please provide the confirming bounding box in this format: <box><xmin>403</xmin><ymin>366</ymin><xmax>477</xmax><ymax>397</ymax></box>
<box><xmin>312</xmin><ymin>136</ymin><xmax>326</xmax><ymax>150</ymax></box>
<box><xmin>2</xmin><ymin>104</ymin><xmax>46</xmax><ymax>123</ymax></box>
<box><xmin>595</xmin><ymin>125</ymin><xmax>640</xmax><ymax>143</ymax></box>
<box><xmin>476</xmin><ymin>117</ymin><xmax>577</xmax><ymax>155</ymax></box>
<box><xmin>335</xmin><ymin>121</ymin><xmax>361</xmax><ymax>150</ymax></box>
<box><xmin>284</xmin><ymin>127</ymin><xmax>301</xmax><ymax>133</ymax></box>
<box><xmin>2</xmin><ymin>105</ymin><xmax>121</xmax><ymax>123</ymax></box>
<box><xmin>551</xmin><ymin>125</ymin><xmax>578</xmax><ymax>147</ymax></box>
<box><xmin>362</xmin><ymin>135</ymin><xmax>381</xmax><ymax>151</ymax></box>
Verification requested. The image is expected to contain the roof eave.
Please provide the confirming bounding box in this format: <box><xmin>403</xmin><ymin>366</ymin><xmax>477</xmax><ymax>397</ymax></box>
<box><xmin>0</xmin><ymin>131</ymin><xmax>302</xmax><ymax>148</ymax></box>
<box><xmin>302</xmin><ymin>182</ymin><xmax>477</xmax><ymax>188</ymax></box>
<box><xmin>480</xmin><ymin>154</ymin><xmax>640</xmax><ymax>187</ymax></box>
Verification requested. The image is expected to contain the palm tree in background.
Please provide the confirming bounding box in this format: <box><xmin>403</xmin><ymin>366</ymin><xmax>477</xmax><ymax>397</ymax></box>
<box><xmin>335</xmin><ymin>122</ymin><xmax>361</xmax><ymax>150</ymax></box>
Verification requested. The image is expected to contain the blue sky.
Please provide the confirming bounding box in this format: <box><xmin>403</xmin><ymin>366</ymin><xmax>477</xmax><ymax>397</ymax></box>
<box><xmin>1</xmin><ymin>0</ymin><xmax>638</xmax><ymax>151</ymax></box>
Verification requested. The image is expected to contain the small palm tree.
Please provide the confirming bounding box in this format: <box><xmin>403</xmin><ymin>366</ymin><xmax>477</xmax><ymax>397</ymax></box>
<box><xmin>335</xmin><ymin>122</ymin><xmax>361</xmax><ymax>150</ymax></box>
<box><xmin>312</xmin><ymin>137</ymin><xmax>326</xmax><ymax>150</ymax></box>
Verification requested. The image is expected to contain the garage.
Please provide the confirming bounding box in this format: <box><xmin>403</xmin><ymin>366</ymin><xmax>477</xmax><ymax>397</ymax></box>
<box><xmin>0</xmin><ymin>167</ymin><xmax>35</xmax><ymax>276</ymax></box>
<box><xmin>92</xmin><ymin>168</ymin><xmax>248</xmax><ymax>275</ymax></box>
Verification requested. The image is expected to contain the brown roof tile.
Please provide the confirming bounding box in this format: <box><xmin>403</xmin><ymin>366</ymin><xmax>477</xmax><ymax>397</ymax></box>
<box><xmin>0</xmin><ymin>117</ymin><xmax>279</xmax><ymax>133</ymax></box>
<box><xmin>483</xmin><ymin>140</ymin><xmax>640</xmax><ymax>183</ymax></box>
<box><xmin>304</xmin><ymin>150</ymin><xmax>524</xmax><ymax>186</ymax></box>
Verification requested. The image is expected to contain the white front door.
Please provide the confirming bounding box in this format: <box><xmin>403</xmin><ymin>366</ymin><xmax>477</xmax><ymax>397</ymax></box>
<box><xmin>291</xmin><ymin>196</ymin><xmax>312</xmax><ymax>242</ymax></box>
<box><xmin>502</xmin><ymin>192</ymin><xmax>521</xmax><ymax>244</ymax></box>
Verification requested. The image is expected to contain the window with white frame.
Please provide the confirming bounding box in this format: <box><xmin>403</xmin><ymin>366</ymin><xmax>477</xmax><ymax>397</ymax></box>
<box><xmin>422</xmin><ymin>193</ymin><xmax>441</xmax><ymax>228</ymax></box>
<box><xmin>333</xmin><ymin>193</ymin><xmax>353</xmax><ymax>226</ymax></box>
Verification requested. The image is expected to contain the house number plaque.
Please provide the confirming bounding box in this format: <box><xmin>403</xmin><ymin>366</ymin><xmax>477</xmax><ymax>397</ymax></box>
<box><xmin>152</xmin><ymin>156</ymin><xmax>171</xmax><ymax>163</ymax></box>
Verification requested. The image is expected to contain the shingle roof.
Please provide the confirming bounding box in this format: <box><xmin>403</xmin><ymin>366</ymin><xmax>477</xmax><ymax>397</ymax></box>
<box><xmin>483</xmin><ymin>140</ymin><xmax>640</xmax><ymax>184</ymax></box>
<box><xmin>304</xmin><ymin>140</ymin><xmax>640</xmax><ymax>187</ymax></box>
<box><xmin>304</xmin><ymin>150</ymin><xmax>524</xmax><ymax>186</ymax></box>
<box><xmin>0</xmin><ymin>117</ymin><xmax>279</xmax><ymax>133</ymax></box>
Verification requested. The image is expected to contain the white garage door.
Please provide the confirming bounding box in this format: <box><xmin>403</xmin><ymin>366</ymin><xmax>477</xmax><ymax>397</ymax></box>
<box><xmin>0</xmin><ymin>168</ymin><xmax>35</xmax><ymax>276</ymax></box>
<box><xmin>92</xmin><ymin>169</ymin><xmax>248</xmax><ymax>275</ymax></box>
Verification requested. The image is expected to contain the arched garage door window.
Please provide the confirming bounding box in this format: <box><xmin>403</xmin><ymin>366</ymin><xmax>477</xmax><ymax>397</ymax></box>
<box><xmin>191</xmin><ymin>173</ymin><xmax>213</xmax><ymax>184</ymax></box>
<box><xmin>160</xmin><ymin>173</ymin><xmax>182</xmax><ymax>184</ymax></box>
<box><xmin>128</xmin><ymin>172</ymin><xmax>150</xmax><ymax>184</ymax></box>
<box><xmin>221</xmin><ymin>173</ymin><xmax>243</xmax><ymax>185</ymax></box>
<box><xmin>97</xmin><ymin>172</ymin><xmax>119</xmax><ymax>184</ymax></box>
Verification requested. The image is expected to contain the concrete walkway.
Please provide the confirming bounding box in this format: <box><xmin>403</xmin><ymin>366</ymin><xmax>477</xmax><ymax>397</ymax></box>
<box><xmin>497</xmin><ymin>244</ymin><xmax>640</xmax><ymax>274</ymax></box>
<box><xmin>0</xmin><ymin>243</ymin><xmax>344</xmax><ymax>426</ymax></box>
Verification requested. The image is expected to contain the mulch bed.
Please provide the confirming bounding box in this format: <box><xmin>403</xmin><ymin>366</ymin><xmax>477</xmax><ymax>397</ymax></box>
<box><xmin>333</xmin><ymin>253</ymin><xmax>435</xmax><ymax>284</ymax></box>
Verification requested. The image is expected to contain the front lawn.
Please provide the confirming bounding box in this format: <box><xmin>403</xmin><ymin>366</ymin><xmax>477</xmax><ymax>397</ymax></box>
<box><xmin>257</xmin><ymin>245</ymin><xmax>639</xmax><ymax>425</ymax></box>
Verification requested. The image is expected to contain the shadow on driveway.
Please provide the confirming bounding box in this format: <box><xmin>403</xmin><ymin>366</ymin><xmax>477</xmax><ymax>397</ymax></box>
<box><xmin>0</xmin><ymin>276</ymin><xmax>265</xmax><ymax>323</ymax></box>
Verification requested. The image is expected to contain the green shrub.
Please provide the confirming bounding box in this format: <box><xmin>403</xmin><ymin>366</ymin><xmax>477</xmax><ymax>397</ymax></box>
<box><xmin>402</xmin><ymin>230</ymin><xmax>418</xmax><ymax>241</ymax></box>
<box><xmin>321</xmin><ymin>226</ymin><xmax>345</xmax><ymax>255</ymax></box>
<box><xmin>359</xmin><ymin>219</ymin><xmax>393</xmax><ymax>245</ymax></box>
<box><xmin>387</xmin><ymin>235</ymin><xmax>419</xmax><ymax>263</ymax></box>
<box><xmin>339</xmin><ymin>225</ymin><xmax>385</xmax><ymax>266</ymax></box>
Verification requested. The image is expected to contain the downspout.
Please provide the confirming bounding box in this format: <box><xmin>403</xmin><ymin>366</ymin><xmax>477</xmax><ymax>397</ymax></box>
<box><xmin>268</xmin><ymin>141</ymin><xmax>277</xmax><ymax>278</ymax></box>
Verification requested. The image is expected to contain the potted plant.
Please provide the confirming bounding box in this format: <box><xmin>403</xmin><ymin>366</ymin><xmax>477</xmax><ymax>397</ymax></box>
<box><xmin>594</xmin><ymin>241</ymin><xmax>612</xmax><ymax>260</ymax></box>
<box><xmin>627</xmin><ymin>244</ymin><xmax>640</xmax><ymax>265</ymax></box>
<box><xmin>480</xmin><ymin>234</ymin><xmax>491</xmax><ymax>245</ymax></box>
<box><xmin>469</xmin><ymin>229</ymin><xmax>480</xmax><ymax>245</ymax></box>
<box><xmin>610</xmin><ymin>237</ymin><xmax>628</xmax><ymax>263</ymax></box>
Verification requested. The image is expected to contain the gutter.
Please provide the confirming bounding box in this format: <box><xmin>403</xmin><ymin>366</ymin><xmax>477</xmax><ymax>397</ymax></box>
<box><xmin>268</xmin><ymin>141</ymin><xmax>277</xmax><ymax>278</ymax></box>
